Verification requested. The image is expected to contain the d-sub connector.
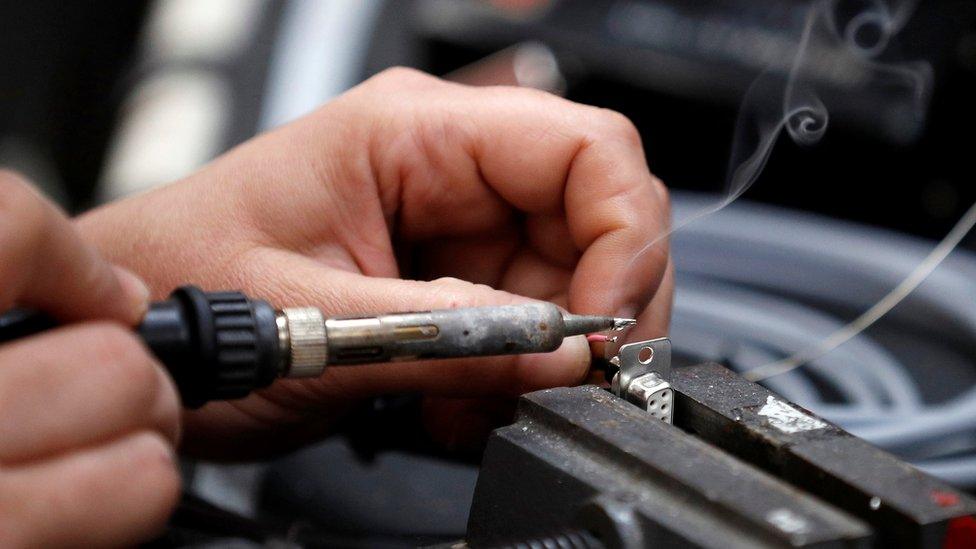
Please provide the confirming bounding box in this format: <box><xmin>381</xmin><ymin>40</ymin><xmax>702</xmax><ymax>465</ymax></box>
<box><xmin>625</xmin><ymin>372</ymin><xmax>674</xmax><ymax>424</ymax></box>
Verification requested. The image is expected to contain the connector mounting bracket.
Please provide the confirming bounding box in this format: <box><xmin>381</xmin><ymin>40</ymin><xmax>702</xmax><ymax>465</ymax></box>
<box><xmin>611</xmin><ymin>337</ymin><xmax>673</xmax><ymax>423</ymax></box>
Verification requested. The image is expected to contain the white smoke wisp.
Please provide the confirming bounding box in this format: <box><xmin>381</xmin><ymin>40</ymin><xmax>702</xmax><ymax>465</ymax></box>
<box><xmin>745</xmin><ymin>198</ymin><xmax>976</xmax><ymax>382</ymax></box>
<box><xmin>605</xmin><ymin>0</ymin><xmax>934</xmax><ymax>359</ymax></box>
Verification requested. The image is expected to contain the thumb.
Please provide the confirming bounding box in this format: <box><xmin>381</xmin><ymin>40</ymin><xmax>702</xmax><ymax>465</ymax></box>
<box><xmin>244</xmin><ymin>252</ymin><xmax>592</xmax><ymax>399</ymax></box>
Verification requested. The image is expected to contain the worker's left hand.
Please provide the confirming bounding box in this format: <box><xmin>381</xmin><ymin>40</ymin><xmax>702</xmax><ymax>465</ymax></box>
<box><xmin>77</xmin><ymin>68</ymin><xmax>673</xmax><ymax>458</ymax></box>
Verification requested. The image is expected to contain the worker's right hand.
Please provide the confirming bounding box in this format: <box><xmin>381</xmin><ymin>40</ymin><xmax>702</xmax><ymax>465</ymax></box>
<box><xmin>0</xmin><ymin>172</ymin><xmax>181</xmax><ymax>547</ymax></box>
<box><xmin>77</xmin><ymin>67</ymin><xmax>673</xmax><ymax>458</ymax></box>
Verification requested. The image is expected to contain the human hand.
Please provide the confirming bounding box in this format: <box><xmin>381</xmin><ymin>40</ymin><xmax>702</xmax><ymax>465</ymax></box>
<box><xmin>0</xmin><ymin>172</ymin><xmax>181</xmax><ymax>547</ymax></box>
<box><xmin>78</xmin><ymin>68</ymin><xmax>672</xmax><ymax>457</ymax></box>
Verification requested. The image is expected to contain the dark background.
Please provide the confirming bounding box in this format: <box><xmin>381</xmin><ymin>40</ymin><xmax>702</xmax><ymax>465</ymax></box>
<box><xmin>0</xmin><ymin>1</ymin><xmax>148</xmax><ymax>207</ymax></box>
<box><xmin>1</xmin><ymin>0</ymin><xmax>974</xmax><ymax>241</ymax></box>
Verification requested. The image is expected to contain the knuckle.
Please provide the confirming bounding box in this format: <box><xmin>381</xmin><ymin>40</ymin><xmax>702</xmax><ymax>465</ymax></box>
<box><xmin>428</xmin><ymin>277</ymin><xmax>514</xmax><ymax>309</ymax></box>
<box><xmin>128</xmin><ymin>431</ymin><xmax>181</xmax><ymax>516</ymax></box>
<box><xmin>596</xmin><ymin>109</ymin><xmax>642</xmax><ymax>145</ymax></box>
<box><xmin>73</xmin><ymin>253</ymin><xmax>116</xmax><ymax>307</ymax></box>
<box><xmin>0</xmin><ymin>175</ymin><xmax>56</xmax><ymax>295</ymax></box>
<box><xmin>0</xmin><ymin>173</ymin><xmax>49</xmax><ymax>240</ymax></box>
<box><xmin>505</xmin><ymin>85</ymin><xmax>561</xmax><ymax>105</ymax></box>
<box><xmin>0</xmin><ymin>169</ymin><xmax>31</xmax><ymax>195</ymax></box>
<box><xmin>648</xmin><ymin>173</ymin><xmax>671</xmax><ymax>207</ymax></box>
<box><xmin>652</xmin><ymin>174</ymin><xmax>671</xmax><ymax>213</ymax></box>
<box><xmin>130</xmin><ymin>431</ymin><xmax>176</xmax><ymax>469</ymax></box>
<box><xmin>369</xmin><ymin>66</ymin><xmax>438</xmax><ymax>89</ymax></box>
<box><xmin>89</xmin><ymin>323</ymin><xmax>148</xmax><ymax>364</ymax></box>
<box><xmin>429</xmin><ymin>277</ymin><xmax>482</xmax><ymax>309</ymax></box>
<box><xmin>86</xmin><ymin>324</ymin><xmax>160</xmax><ymax>395</ymax></box>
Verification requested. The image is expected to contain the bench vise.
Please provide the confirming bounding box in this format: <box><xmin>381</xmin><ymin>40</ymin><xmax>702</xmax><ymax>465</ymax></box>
<box><xmin>465</xmin><ymin>340</ymin><xmax>976</xmax><ymax>548</ymax></box>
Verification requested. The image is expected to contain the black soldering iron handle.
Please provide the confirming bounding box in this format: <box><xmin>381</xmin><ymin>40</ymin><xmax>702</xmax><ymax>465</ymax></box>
<box><xmin>141</xmin><ymin>286</ymin><xmax>281</xmax><ymax>407</ymax></box>
<box><xmin>0</xmin><ymin>307</ymin><xmax>58</xmax><ymax>345</ymax></box>
<box><xmin>0</xmin><ymin>286</ymin><xmax>282</xmax><ymax>408</ymax></box>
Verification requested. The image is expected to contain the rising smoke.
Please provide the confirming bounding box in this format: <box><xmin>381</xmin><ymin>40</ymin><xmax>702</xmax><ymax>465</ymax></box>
<box><xmin>610</xmin><ymin>0</ymin><xmax>931</xmax><ymax>342</ymax></box>
<box><xmin>719</xmin><ymin>0</ymin><xmax>928</xmax><ymax>227</ymax></box>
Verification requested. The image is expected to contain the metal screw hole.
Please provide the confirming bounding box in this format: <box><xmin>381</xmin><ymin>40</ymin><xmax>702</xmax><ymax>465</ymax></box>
<box><xmin>638</xmin><ymin>346</ymin><xmax>654</xmax><ymax>364</ymax></box>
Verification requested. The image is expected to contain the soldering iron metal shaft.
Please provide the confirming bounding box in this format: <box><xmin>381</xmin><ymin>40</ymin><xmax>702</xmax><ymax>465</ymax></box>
<box><xmin>278</xmin><ymin>303</ymin><xmax>635</xmax><ymax>377</ymax></box>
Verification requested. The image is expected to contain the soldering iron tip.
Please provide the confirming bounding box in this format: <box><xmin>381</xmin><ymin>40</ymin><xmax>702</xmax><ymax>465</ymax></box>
<box><xmin>561</xmin><ymin>314</ymin><xmax>637</xmax><ymax>337</ymax></box>
<box><xmin>612</xmin><ymin>318</ymin><xmax>638</xmax><ymax>330</ymax></box>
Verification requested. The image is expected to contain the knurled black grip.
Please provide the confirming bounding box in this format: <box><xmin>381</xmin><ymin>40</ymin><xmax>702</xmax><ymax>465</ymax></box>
<box><xmin>138</xmin><ymin>286</ymin><xmax>281</xmax><ymax>408</ymax></box>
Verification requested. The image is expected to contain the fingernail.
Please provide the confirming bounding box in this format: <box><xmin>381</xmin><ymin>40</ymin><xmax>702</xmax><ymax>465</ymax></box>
<box><xmin>530</xmin><ymin>335</ymin><xmax>591</xmax><ymax>389</ymax></box>
<box><xmin>112</xmin><ymin>266</ymin><xmax>151</xmax><ymax>324</ymax></box>
<box><xmin>160</xmin><ymin>439</ymin><xmax>178</xmax><ymax>466</ymax></box>
<box><xmin>562</xmin><ymin>334</ymin><xmax>592</xmax><ymax>383</ymax></box>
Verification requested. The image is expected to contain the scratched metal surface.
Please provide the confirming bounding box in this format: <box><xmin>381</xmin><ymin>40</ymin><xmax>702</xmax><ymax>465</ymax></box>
<box><xmin>467</xmin><ymin>384</ymin><xmax>871</xmax><ymax>548</ymax></box>
<box><xmin>673</xmin><ymin>363</ymin><xmax>976</xmax><ymax>548</ymax></box>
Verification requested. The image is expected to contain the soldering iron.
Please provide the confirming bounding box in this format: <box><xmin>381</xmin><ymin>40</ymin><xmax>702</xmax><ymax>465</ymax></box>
<box><xmin>0</xmin><ymin>286</ymin><xmax>634</xmax><ymax>407</ymax></box>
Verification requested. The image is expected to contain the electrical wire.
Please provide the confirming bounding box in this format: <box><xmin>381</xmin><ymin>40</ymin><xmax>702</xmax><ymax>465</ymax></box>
<box><xmin>669</xmin><ymin>191</ymin><xmax>976</xmax><ymax>486</ymax></box>
<box><xmin>744</xmin><ymin>197</ymin><xmax>976</xmax><ymax>382</ymax></box>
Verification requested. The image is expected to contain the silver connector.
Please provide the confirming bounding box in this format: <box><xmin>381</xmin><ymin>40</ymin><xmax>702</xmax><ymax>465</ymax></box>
<box><xmin>625</xmin><ymin>372</ymin><xmax>674</xmax><ymax>423</ymax></box>
<box><xmin>278</xmin><ymin>307</ymin><xmax>327</xmax><ymax>378</ymax></box>
<box><xmin>610</xmin><ymin>337</ymin><xmax>674</xmax><ymax>423</ymax></box>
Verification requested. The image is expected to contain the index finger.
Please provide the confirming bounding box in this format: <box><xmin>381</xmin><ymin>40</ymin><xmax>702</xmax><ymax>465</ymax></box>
<box><xmin>362</xmin><ymin>71</ymin><xmax>670</xmax><ymax>320</ymax></box>
<box><xmin>0</xmin><ymin>171</ymin><xmax>147</xmax><ymax>324</ymax></box>
<box><xmin>473</xmin><ymin>91</ymin><xmax>670</xmax><ymax>321</ymax></box>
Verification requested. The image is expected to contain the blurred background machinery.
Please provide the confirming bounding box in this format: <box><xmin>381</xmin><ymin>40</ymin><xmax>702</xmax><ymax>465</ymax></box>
<box><xmin>3</xmin><ymin>0</ymin><xmax>976</xmax><ymax>546</ymax></box>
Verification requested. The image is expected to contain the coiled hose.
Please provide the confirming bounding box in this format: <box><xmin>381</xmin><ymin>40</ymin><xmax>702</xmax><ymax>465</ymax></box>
<box><xmin>670</xmin><ymin>192</ymin><xmax>976</xmax><ymax>486</ymax></box>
